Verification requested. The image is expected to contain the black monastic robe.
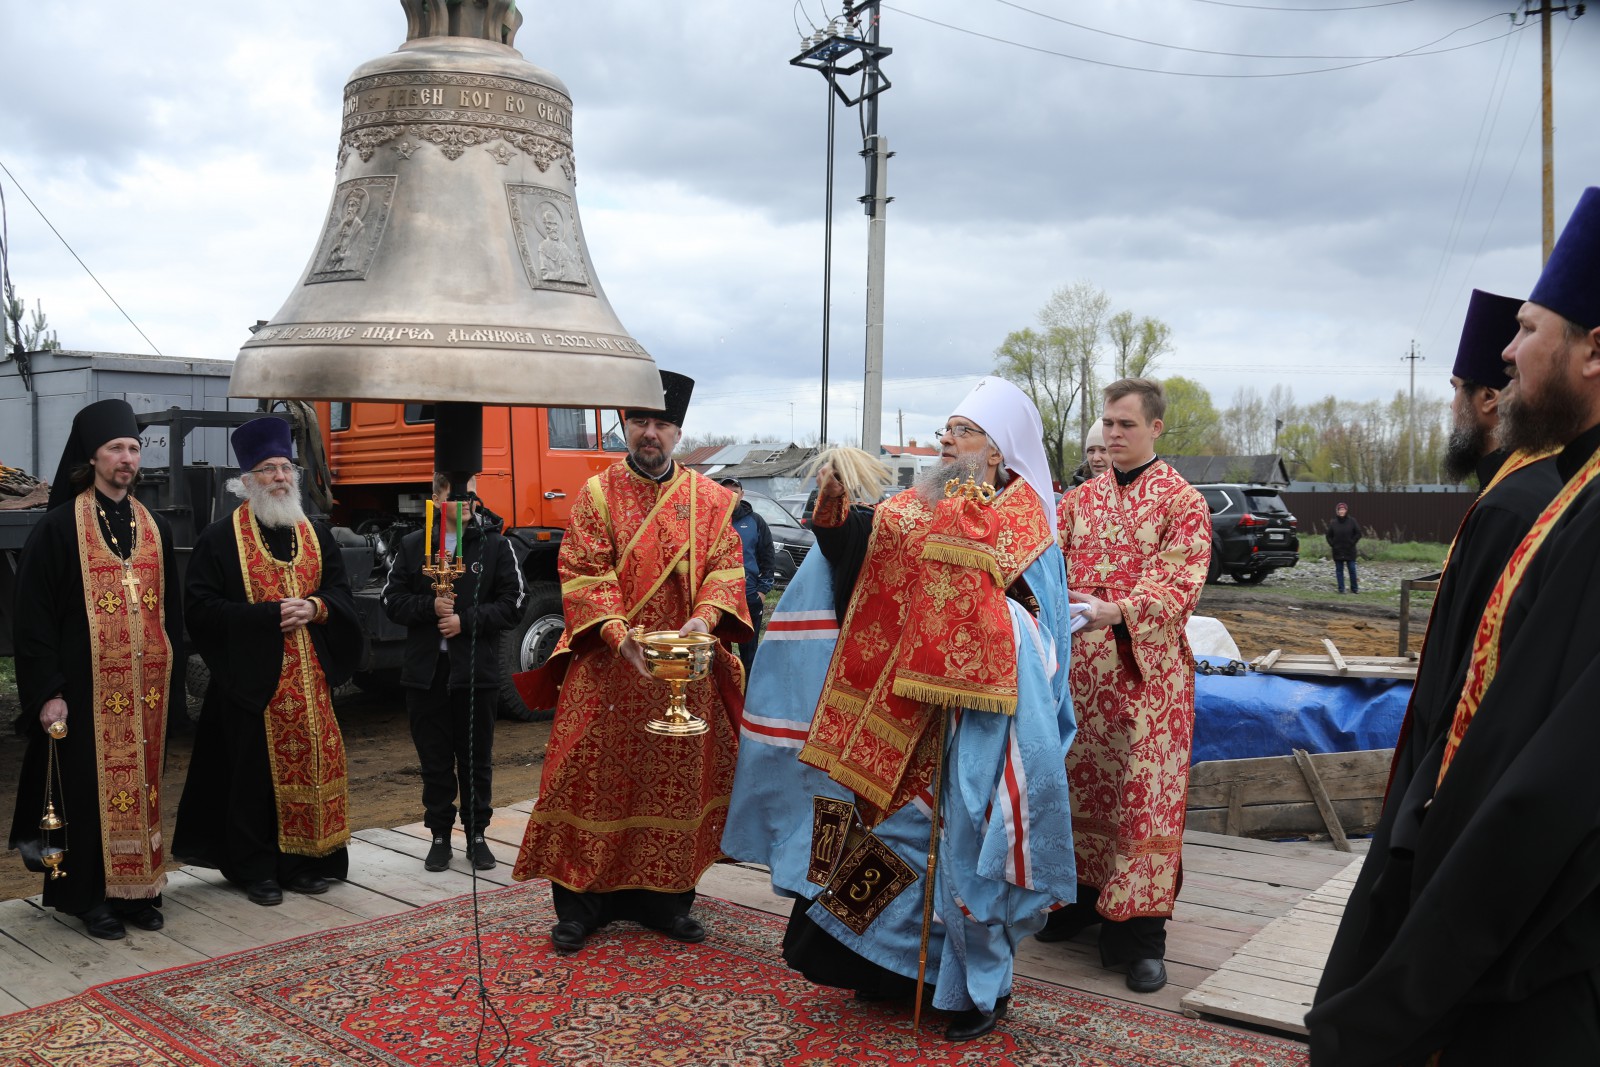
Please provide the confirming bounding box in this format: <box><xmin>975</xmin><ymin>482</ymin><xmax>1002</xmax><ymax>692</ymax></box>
<box><xmin>1308</xmin><ymin>424</ymin><xmax>1600</xmax><ymax>1065</ymax></box>
<box><xmin>172</xmin><ymin>513</ymin><xmax>360</xmax><ymax>886</ymax></box>
<box><xmin>7</xmin><ymin>491</ymin><xmax>182</xmax><ymax>914</ymax></box>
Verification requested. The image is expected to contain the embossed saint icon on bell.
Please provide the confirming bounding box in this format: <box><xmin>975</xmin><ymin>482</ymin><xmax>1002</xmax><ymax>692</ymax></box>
<box><xmin>230</xmin><ymin>0</ymin><xmax>663</xmax><ymax>411</ymax></box>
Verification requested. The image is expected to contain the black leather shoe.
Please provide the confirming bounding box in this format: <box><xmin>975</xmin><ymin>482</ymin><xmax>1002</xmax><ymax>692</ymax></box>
<box><xmin>112</xmin><ymin>903</ymin><xmax>164</xmax><ymax>931</ymax></box>
<box><xmin>245</xmin><ymin>879</ymin><xmax>283</xmax><ymax>906</ymax></box>
<box><xmin>660</xmin><ymin>915</ymin><xmax>706</xmax><ymax>944</ymax></box>
<box><xmin>550</xmin><ymin>920</ymin><xmax>589</xmax><ymax>955</ymax></box>
<box><xmin>1126</xmin><ymin>957</ymin><xmax>1167</xmax><ymax>993</ymax></box>
<box><xmin>286</xmin><ymin>872</ymin><xmax>330</xmax><ymax>895</ymax></box>
<box><xmin>946</xmin><ymin>994</ymin><xmax>1009</xmax><ymax>1041</ymax></box>
<box><xmin>79</xmin><ymin>903</ymin><xmax>127</xmax><ymax>941</ymax></box>
<box><xmin>469</xmin><ymin>835</ymin><xmax>497</xmax><ymax>871</ymax></box>
<box><xmin>424</xmin><ymin>835</ymin><xmax>451</xmax><ymax>872</ymax></box>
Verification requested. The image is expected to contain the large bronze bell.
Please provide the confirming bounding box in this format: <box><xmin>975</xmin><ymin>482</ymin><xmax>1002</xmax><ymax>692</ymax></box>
<box><xmin>231</xmin><ymin>0</ymin><xmax>663</xmax><ymax>410</ymax></box>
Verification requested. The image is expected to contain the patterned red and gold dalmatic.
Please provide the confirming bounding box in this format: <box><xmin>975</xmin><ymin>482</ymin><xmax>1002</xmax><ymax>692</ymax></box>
<box><xmin>231</xmin><ymin>504</ymin><xmax>350</xmax><ymax>856</ymax></box>
<box><xmin>799</xmin><ymin>482</ymin><xmax>1054</xmax><ymax>822</ymax></box>
<box><xmin>1057</xmin><ymin>463</ymin><xmax>1211</xmax><ymax>921</ymax></box>
<box><xmin>75</xmin><ymin>491</ymin><xmax>172</xmax><ymax>899</ymax></box>
<box><xmin>513</xmin><ymin>462</ymin><xmax>751</xmax><ymax>893</ymax></box>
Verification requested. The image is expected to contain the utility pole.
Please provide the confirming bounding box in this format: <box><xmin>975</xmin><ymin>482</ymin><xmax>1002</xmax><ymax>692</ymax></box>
<box><xmin>1403</xmin><ymin>340</ymin><xmax>1423</xmax><ymax>486</ymax></box>
<box><xmin>858</xmin><ymin>3</ymin><xmax>890</xmax><ymax>457</ymax></box>
<box><xmin>897</xmin><ymin>407</ymin><xmax>904</xmax><ymax>448</ymax></box>
<box><xmin>791</xmin><ymin>5</ymin><xmax>892</xmax><ymax>456</ymax></box>
<box><xmin>1519</xmin><ymin>0</ymin><xmax>1585</xmax><ymax>262</ymax></box>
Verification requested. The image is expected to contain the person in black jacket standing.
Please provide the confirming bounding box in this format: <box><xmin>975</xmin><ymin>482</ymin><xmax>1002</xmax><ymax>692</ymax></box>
<box><xmin>1324</xmin><ymin>503</ymin><xmax>1361</xmax><ymax>593</ymax></box>
<box><xmin>718</xmin><ymin>477</ymin><xmax>774</xmax><ymax>677</ymax></box>
<box><xmin>382</xmin><ymin>475</ymin><xmax>524</xmax><ymax>872</ymax></box>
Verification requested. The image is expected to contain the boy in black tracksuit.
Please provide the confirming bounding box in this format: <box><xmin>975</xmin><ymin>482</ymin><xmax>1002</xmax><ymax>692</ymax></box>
<box><xmin>381</xmin><ymin>489</ymin><xmax>524</xmax><ymax>872</ymax></box>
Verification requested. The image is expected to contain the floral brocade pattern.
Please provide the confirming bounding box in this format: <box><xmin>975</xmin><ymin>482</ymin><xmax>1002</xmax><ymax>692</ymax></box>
<box><xmin>0</xmin><ymin>888</ymin><xmax>1310</xmax><ymax>1066</ymax></box>
<box><xmin>514</xmin><ymin>463</ymin><xmax>750</xmax><ymax>893</ymax></box>
<box><xmin>73</xmin><ymin>491</ymin><xmax>171</xmax><ymax>897</ymax></box>
<box><xmin>801</xmin><ymin>482</ymin><xmax>1053</xmax><ymax>816</ymax></box>
<box><xmin>232</xmin><ymin>504</ymin><xmax>350</xmax><ymax>857</ymax></box>
<box><xmin>1057</xmin><ymin>463</ymin><xmax>1212</xmax><ymax>920</ymax></box>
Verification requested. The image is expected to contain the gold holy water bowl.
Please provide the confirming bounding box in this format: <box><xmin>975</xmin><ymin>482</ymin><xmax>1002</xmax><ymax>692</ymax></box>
<box><xmin>632</xmin><ymin>628</ymin><xmax>717</xmax><ymax>737</ymax></box>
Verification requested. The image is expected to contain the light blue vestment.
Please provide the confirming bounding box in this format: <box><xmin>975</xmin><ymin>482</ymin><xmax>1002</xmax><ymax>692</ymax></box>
<box><xmin>723</xmin><ymin>545</ymin><xmax>1077</xmax><ymax>1013</ymax></box>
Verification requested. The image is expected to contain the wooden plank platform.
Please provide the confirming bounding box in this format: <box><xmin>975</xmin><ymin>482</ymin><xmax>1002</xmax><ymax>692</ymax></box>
<box><xmin>0</xmin><ymin>803</ymin><xmax>1345</xmax><ymax>1045</ymax></box>
<box><xmin>1179</xmin><ymin>854</ymin><xmax>1365</xmax><ymax>1034</ymax></box>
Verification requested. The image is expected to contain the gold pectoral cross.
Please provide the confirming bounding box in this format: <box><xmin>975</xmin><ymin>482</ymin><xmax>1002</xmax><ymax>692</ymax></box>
<box><xmin>120</xmin><ymin>568</ymin><xmax>142</xmax><ymax>614</ymax></box>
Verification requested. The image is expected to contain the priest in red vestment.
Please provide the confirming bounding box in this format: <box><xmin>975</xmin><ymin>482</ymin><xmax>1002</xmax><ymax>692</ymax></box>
<box><xmin>173</xmin><ymin>417</ymin><xmax>360</xmax><ymax>907</ymax></box>
<box><xmin>8</xmin><ymin>400</ymin><xmax>182</xmax><ymax>940</ymax></box>
<box><xmin>512</xmin><ymin>371</ymin><xmax>751</xmax><ymax>953</ymax></box>
<box><xmin>1038</xmin><ymin>377</ymin><xmax>1212</xmax><ymax>994</ymax></box>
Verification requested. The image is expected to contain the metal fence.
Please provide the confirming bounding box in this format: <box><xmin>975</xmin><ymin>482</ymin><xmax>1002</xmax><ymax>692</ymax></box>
<box><xmin>1279</xmin><ymin>489</ymin><xmax>1475</xmax><ymax>545</ymax></box>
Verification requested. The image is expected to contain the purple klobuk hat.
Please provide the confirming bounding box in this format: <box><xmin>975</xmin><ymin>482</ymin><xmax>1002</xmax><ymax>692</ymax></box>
<box><xmin>1528</xmin><ymin>186</ymin><xmax>1600</xmax><ymax>330</ymax></box>
<box><xmin>231</xmin><ymin>417</ymin><xmax>294</xmax><ymax>473</ymax></box>
<box><xmin>1452</xmin><ymin>289</ymin><xmax>1522</xmax><ymax>390</ymax></box>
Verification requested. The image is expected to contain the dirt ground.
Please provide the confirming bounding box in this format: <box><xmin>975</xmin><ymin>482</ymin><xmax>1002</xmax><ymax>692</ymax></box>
<box><xmin>0</xmin><ymin>568</ymin><xmax>1424</xmax><ymax>905</ymax></box>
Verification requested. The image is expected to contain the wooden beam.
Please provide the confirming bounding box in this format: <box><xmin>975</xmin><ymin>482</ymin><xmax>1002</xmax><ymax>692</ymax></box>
<box><xmin>1292</xmin><ymin>748</ymin><xmax>1351</xmax><ymax>852</ymax></box>
<box><xmin>1321</xmin><ymin>638</ymin><xmax>1348</xmax><ymax>674</ymax></box>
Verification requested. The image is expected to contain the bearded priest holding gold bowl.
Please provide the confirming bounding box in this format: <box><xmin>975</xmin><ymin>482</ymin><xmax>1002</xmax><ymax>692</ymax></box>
<box><xmin>511</xmin><ymin>371</ymin><xmax>752</xmax><ymax>955</ymax></box>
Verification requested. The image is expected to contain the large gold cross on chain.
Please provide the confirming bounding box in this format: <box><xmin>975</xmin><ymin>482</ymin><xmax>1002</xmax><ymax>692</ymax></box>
<box><xmin>119</xmin><ymin>568</ymin><xmax>142</xmax><ymax>615</ymax></box>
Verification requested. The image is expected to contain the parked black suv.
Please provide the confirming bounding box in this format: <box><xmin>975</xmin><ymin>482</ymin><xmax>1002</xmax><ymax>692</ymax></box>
<box><xmin>1194</xmin><ymin>484</ymin><xmax>1299</xmax><ymax>584</ymax></box>
<box><xmin>744</xmin><ymin>490</ymin><xmax>816</xmax><ymax>586</ymax></box>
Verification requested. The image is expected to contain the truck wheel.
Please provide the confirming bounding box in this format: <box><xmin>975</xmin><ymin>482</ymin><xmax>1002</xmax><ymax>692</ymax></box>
<box><xmin>499</xmin><ymin>580</ymin><xmax>563</xmax><ymax>722</ymax></box>
<box><xmin>1205</xmin><ymin>553</ymin><xmax>1221</xmax><ymax>584</ymax></box>
<box><xmin>184</xmin><ymin>654</ymin><xmax>209</xmax><ymax>723</ymax></box>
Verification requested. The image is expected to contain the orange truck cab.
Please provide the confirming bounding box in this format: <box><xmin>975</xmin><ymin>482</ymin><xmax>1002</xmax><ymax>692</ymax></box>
<box><xmin>313</xmin><ymin>401</ymin><xmax>628</xmax><ymax>719</ymax></box>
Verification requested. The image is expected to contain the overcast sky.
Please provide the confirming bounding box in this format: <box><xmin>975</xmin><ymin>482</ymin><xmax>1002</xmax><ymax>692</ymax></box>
<box><xmin>2</xmin><ymin>0</ymin><xmax>1596</xmax><ymax>449</ymax></box>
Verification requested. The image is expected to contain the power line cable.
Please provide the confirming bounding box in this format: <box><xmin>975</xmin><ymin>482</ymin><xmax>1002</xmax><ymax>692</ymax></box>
<box><xmin>882</xmin><ymin>4</ymin><xmax>1526</xmax><ymax>78</ymax></box>
<box><xmin>1410</xmin><ymin>22</ymin><xmax>1523</xmax><ymax>339</ymax></box>
<box><xmin>985</xmin><ymin>0</ymin><xmax>1501</xmax><ymax>60</ymax></box>
<box><xmin>1423</xmin><ymin>16</ymin><xmax>1575</xmax><ymax>356</ymax></box>
<box><xmin>0</xmin><ymin>159</ymin><xmax>163</xmax><ymax>356</ymax></box>
<box><xmin>1187</xmin><ymin>0</ymin><xmax>1420</xmax><ymax>10</ymax></box>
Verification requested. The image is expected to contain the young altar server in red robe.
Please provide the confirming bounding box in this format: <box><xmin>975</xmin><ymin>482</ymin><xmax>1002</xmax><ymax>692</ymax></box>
<box><xmin>1038</xmin><ymin>377</ymin><xmax>1212</xmax><ymax>995</ymax></box>
<box><xmin>511</xmin><ymin>371</ymin><xmax>752</xmax><ymax>953</ymax></box>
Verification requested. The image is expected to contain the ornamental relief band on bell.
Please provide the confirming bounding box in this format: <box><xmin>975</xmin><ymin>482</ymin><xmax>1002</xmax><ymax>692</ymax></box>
<box><xmin>337</xmin><ymin>71</ymin><xmax>574</xmax><ymax>173</ymax></box>
<box><xmin>340</xmin><ymin>124</ymin><xmax>575</xmax><ymax>177</ymax></box>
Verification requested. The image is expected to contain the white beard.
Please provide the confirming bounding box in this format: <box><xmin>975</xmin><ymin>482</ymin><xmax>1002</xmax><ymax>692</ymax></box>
<box><xmin>915</xmin><ymin>455</ymin><xmax>987</xmax><ymax>503</ymax></box>
<box><xmin>227</xmin><ymin>471</ymin><xmax>307</xmax><ymax>529</ymax></box>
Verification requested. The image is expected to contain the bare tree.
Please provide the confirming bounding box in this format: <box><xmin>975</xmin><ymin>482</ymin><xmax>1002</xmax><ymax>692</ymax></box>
<box><xmin>994</xmin><ymin>326</ymin><xmax>1079</xmax><ymax>481</ymax></box>
<box><xmin>1107</xmin><ymin>310</ymin><xmax>1172</xmax><ymax>379</ymax></box>
<box><xmin>1039</xmin><ymin>281</ymin><xmax>1111</xmax><ymax>451</ymax></box>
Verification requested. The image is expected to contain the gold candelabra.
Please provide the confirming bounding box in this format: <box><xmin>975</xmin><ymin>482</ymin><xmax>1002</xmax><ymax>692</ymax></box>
<box><xmin>421</xmin><ymin>549</ymin><xmax>466</xmax><ymax>597</ymax></box>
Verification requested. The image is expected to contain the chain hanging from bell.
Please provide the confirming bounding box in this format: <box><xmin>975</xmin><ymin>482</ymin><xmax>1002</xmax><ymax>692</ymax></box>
<box><xmin>39</xmin><ymin>720</ymin><xmax>68</xmax><ymax>880</ymax></box>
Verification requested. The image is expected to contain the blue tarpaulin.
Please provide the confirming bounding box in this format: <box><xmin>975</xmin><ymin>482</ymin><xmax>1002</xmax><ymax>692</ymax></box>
<box><xmin>1192</xmin><ymin>655</ymin><xmax>1409</xmax><ymax>764</ymax></box>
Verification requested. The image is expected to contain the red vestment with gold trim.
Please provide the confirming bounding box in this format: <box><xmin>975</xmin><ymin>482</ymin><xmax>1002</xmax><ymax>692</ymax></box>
<box><xmin>799</xmin><ymin>482</ymin><xmax>1054</xmax><ymax>821</ymax></box>
<box><xmin>513</xmin><ymin>462</ymin><xmax>751</xmax><ymax>893</ymax></box>
<box><xmin>1057</xmin><ymin>462</ymin><xmax>1211</xmax><ymax>920</ymax></box>
<box><xmin>229</xmin><ymin>504</ymin><xmax>350</xmax><ymax>856</ymax></box>
<box><xmin>75</xmin><ymin>491</ymin><xmax>173</xmax><ymax>899</ymax></box>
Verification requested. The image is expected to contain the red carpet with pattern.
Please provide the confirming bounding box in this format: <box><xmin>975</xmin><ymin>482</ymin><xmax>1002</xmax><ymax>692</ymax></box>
<box><xmin>0</xmin><ymin>882</ymin><xmax>1308</xmax><ymax>1066</ymax></box>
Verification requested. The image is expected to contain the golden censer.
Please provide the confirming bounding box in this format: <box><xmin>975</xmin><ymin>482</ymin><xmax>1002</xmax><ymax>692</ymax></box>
<box><xmin>631</xmin><ymin>628</ymin><xmax>718</xmax><ymax>737</ymax></box>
